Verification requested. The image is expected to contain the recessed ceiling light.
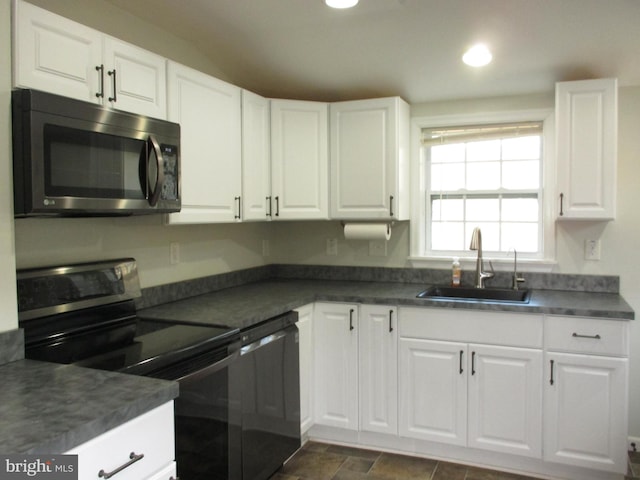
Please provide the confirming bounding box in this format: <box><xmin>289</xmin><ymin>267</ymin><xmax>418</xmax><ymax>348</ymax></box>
<box><xmin>462</xmin><ymin>44</ymin><xmax>493</xmax><ymax>67</ymax></box>
<box><xmin>325</xmin><ymin>0</ymin><xmax>359</xmax><ymax>9</ymax></box>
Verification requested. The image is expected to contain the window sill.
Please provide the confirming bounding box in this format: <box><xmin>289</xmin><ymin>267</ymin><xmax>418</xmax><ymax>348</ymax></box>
<box><xmin>408</xmin><ymin>255</ymin><xmax>557</xmax><ymax>273</ymax></box>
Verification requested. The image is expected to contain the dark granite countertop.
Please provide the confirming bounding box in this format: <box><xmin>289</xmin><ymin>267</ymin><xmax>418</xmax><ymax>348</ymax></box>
<box><xmin>0</xmin><ymin>359</ymin><xmax>178</xmax><ymax>454</ymax></box>
<box><xmin>138</xmin><ymin>279</ymin><xmax>634</xmax><ymax>330</ymax></box>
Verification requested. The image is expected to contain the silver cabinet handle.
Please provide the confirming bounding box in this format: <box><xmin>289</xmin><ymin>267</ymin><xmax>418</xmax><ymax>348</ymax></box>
<box><xmin>275</xmin><ymin>196</ymin><xmax>280</xmax><ymax>217</ymax></box>
<box><xmin>459</xmin><ymin>350</ymin><xmax>464</xmax><ymax>375</ymax></box>
<box><xmin>471</xmin><ymin>351</ymin><xmax>476</xmax><ymax>376</ymax></box>
<box><xmin>349</xmin><ymin>308</ymin><xmax>355</xmax><ymax>331</ymax></box>
<box><xmin>559</xmin><ymin>193</ymin><xmax>564</xmax><ymax>216</ymax></box>
<box><xmin>388</xmin><ymin>310</ymin><xmax>394</xmax><ymax>333</ymax></box>
<box><xmin>266</xmin><ymin>196</ymin><xmax>272</xmax><ymax>217</ymax></box>
<box><xmin>572</xmin><ymin>332</ymin><xmax>601</xmax><ymax>340</ymax></box>
<box><xmin>550</xmin><ymin>359</ymin><xmax>555</xmax><ymax>385</ymax></box>
<box><xmin>98</xmin><ymin>452</ymin><xmax>144</xmax><ymax>478</ymax></box>
<box><xmin>389</xmin><ymin>195</ymin><xmax>394</xmax><ymax>217</ymax></box>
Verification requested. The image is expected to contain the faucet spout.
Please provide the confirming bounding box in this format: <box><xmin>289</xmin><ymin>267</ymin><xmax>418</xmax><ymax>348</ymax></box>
<box><xmin>469</xmin><ymin>227</ymin><xmax>494</xmax><ymax>288</ymax></box>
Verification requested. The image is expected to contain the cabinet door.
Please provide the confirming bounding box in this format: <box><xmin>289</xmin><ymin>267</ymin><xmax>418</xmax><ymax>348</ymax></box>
<box><xmin>166</xmin><ymin>62</ymin><xmax>241</xmax><ymax>224</ymax></box>
<box><xmin>398</xmin><ymin>338</ymin><xmax>467</xmax><ymax>446</ymax></box>
<box><xmin>313</xmin><ymin>303</ymin><xmax>358</xmax><ymax>430</ymax></box>
<box><xmin>271</xmin><ymin>100</ymin><xmax>328</xmax><ymax>220</ymax></box>
<box><xmin>330</xmin><ymin>97</ymin><xmax>409</xmax><ymax>220</ymax></box>
<box><xmin>13</xmin><ymin>0</ymin><xmax>102</xmax><ymax>102</ymax></box>
<box><xmin>295</xmin><ymin>304</ymin><xmax>314</xmax><ymax>434</ymax></box>
<box><xmin>358</xmin><ymin>305</ymin><xmax>397</xmax><ymax>435</ymax></box>
<box><xmin>467</xmin><ymin>344</ymin><xmax>542</xmax><ymax>458</ymax></box>
<box><xmin>544</xmin><ymin>352</ymin><xmax>628</xmax><ymax>473</ymax></box>
<box><xmin>242</xmin><ymin>90</ymin><xmax>272</xmax><ymax>221</ymax></box>
<box><xmin>103</xmin><ymin>37</ymin><xmax>167</xmax><ymax>119</ymax></box>
<box><xmin>556</xmin><ymin>78</ymin><xmax>617</xmax><ymax>220</ymax></box>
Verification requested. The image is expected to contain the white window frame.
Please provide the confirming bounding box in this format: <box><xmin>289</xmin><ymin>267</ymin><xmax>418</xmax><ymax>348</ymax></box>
<box><xmin>409</xmin><ymin>108</ymin><xmax>557</xmax><ymax>273</ymax></box>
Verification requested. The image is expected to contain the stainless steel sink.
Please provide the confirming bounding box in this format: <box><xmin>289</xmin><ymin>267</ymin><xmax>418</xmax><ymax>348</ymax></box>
<box><xmin>416</xmin><ymin>286</ymin><xmax>532</xmax><ymax>304</ymax></box>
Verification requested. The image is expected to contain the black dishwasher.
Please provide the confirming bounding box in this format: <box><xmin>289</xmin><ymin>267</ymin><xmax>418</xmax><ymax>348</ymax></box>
<box><xmin>238</xmin><ymin>311</ymin><xmax>301</xmax><ymax>480</ymax></box>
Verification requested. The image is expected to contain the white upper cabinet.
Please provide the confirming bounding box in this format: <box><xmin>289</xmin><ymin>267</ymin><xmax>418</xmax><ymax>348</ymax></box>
<box><xmin>14</xmin><ymin>0</ymin><xmax>167</xmax><ymax>119</ymax></box>
<box><xmin>271</xmin><ymin>99</ymin><xmax>329</xmax><ymax>220</ymax></box>
<box><xmin>242</xmin><ymin>90</ymin><xmax>272</xmax><ymax>221</ymax></box>
<box><xmin>13</xmin><ymin>0</ymin><xmax>101</xmax><ymax>102</ymax></box>
<box><xmin>166</xmin><ymin>62</ymin><xmax>242</xmax><ymax>224</ymax></box>
<box><xmin>102</xmin><ymin>37</ymin><xmax>167</xmax><ymax>119</ymax></box>
<box><xmin>330</xmin><ymin>97</ymin><xmax>410</xmax><ymax>220</ymax></box>
<box><xmin>555</xmin><ymin>78</ymin><xmax>617</xmax><ymax>220</ymax></box>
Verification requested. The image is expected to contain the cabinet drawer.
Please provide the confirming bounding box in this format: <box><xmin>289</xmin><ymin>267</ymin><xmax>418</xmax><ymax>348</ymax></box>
<box><xmin>67</xmin><ymin>402</ymin><xmax>175</xmax><ymax>480</ymax></box>
<box><xmin>399</xmin><ymin>307</ymin><xmax>543</xmax><ymax>348</ymax></box>
<box><xmin>544</xmin><ymin>315</ymin><xmax>629</xmax><ymax>356</ymax></box>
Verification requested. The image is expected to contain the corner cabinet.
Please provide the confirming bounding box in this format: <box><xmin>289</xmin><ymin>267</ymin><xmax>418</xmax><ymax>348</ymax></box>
<box><xmin>330</xmin><ymin>97</ymin><xmax>410</xmax><ymax>220</ymax></box>
<box><xmin>14</xmin><ymin>0</ymin><xmax>167</xmax><ymax>119</ymax></box>
<box><xmin>555</xmin><ymin>78</ymin><xmax>617</xmax><ymax>220</ymax></box>
<box><xmin>241</xmin><ymin>90</ymin><xmax>272</xmax><ymax>221</ymax></box>
<box><xmin>166</xmin><ymin>62</ymin><xmax>242</xmax><ymax>224</ymax></box>
<box><xmin>270</xmin><ymin>100</ymin><xmax>329</xmax><ymax>220</ymax></box>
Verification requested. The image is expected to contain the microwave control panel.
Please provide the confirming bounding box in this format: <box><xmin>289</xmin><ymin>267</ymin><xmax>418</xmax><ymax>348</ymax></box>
<box><xmin>161</xmin><ymin>144</ymin><xmax>179</xmax><ymax>201</ymax></box>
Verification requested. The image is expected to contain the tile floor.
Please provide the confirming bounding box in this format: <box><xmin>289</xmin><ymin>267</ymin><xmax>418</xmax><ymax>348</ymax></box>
<box><xmin>270</xmin><ymin>441</ymin><xmax>640</xmax><ymax>480</ymax></box>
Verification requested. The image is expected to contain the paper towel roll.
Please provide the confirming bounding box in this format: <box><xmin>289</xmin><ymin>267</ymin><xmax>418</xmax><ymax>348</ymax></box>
<box><xmin>343</xmin><ymin>223</ymin><xmax>391</xmax><ymax>241</ymax></box>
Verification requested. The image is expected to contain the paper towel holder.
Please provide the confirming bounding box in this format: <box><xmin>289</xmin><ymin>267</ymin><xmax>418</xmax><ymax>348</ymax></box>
<box><xmin>340</xmin><ymin>221</ymin><xmax>393</xmax><ymax>235</ymax></box>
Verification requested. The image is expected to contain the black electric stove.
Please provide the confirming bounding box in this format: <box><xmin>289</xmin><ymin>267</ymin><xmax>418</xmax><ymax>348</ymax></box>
<box><xmin>17</xmin><ymin>258</ymin><xmax>240</xmax><ymax>376</ymax></box>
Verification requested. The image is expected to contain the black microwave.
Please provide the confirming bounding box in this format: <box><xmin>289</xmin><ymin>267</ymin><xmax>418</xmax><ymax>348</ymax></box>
<box><xmin>12</xmin><ymin>88</ymin><xmax>181</xmax><ymax>216</ymax></box>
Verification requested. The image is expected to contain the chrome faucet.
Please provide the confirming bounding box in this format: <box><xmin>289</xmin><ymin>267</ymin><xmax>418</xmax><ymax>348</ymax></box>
<box><xmin>511</xmin><ymin>248</ymin><xmax>526</xmax><ymax>290</ymax></box>
<box><xmin>469</xmin><ymin>227</ymin><xmax>494</xmax><ymax>288</ymax></box>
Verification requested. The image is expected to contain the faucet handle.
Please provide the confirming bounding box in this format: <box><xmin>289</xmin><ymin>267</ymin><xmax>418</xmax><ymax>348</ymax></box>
<box><xmin>512</xmin><ymin>274</ymin><xmax>525</xmax><ymax>290</ymax></box>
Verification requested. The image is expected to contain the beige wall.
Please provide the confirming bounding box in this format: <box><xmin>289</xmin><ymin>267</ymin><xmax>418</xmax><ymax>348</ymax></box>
<box><xmin>4</xmin><ymin>0</ymin><xmax>640</xmax><ymax>438</ymax></box>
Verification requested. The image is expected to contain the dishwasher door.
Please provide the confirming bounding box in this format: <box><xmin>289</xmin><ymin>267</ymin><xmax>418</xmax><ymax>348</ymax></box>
<box><xmin>239</xmin><ymin>322</ymin><xmax>301</xmax><ymax>480</ymax></box>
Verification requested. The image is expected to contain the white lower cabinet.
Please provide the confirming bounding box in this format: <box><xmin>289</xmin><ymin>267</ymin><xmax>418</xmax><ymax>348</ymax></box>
<box><xmin>358</xmin><ymin>305</ymin><xmax>398</xmax><ymax>435</ymax></box>
<box><xmin>398</xmin><ymin>338</ymin><xmax>542</xmax><ymax>458</ymax></box>
<box><xmin>295</xmin><ymin>303</ymin><xmax>314</xmax><ymax>434</ymax></box>
<box><xmin>313</xmin><ymin>302</ymin><xmax>359</xmax><ymax>430</ymax></box>
<box><xmin>66</xmin><ymin>402</ymin><xmax>175</xmax><ymax>480</ymax></box>
<box><xmin>543</xmin><ymin>315</ymin><xmax>629</xmax><ymax>474</ymax></box>
<box><xmin>399</xmin><ymin>338</ymin><xmax>467</xmax><ymax>445</ymax></box>
<box><xmin>308</xmin><ymin>305</ymin><xmax>631</xmax><ymax>479</ymax></box>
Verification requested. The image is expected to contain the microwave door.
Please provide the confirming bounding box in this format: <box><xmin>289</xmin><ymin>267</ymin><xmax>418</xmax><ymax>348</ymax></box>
<box><xmin>140</xmin><ymin>135</ymin><xmax>164</xmax><ymax>207</ymax></box>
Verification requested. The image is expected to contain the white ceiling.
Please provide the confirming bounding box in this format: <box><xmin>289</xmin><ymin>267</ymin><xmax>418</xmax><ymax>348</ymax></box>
<box><xmin>104</xmin><ymin>0</ymin><xmax>640</xmax><ymax>104</ymax></box>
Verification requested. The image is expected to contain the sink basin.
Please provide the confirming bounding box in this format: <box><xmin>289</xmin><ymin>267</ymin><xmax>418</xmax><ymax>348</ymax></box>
<box><xmin>417</xmin><ymin>286</ymin><xmax>531</xmax><ymax>304</ymax></box>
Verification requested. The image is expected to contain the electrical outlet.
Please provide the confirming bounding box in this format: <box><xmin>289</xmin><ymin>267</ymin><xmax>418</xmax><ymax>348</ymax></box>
<box><xmin>326</xmin><ymin>238</ymin><xmax>338</xmax><ymax>256</ymax></box>
<box><xmin>369</xmin><ymin>240</ymin><xmax>387</xmax><ymax>257</ymax></box>
<box><xmin>584</xmin><ymin>239</ymin><xmax>601</xmax><ymax>260</ymax></box>
<box><xmin>170</xmin><ymin>242</ymin><xmax>180</xmax><ymax>264</ymax></box>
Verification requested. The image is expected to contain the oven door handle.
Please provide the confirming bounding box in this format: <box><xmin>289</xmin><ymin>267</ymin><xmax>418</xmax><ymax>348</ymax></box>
<box><xmin>240</xmin><ymin>330</ymin><xmax>288</xmax><ymax>356</ymax></box>
<box><xmin>174</xmin><ymin>348</ymin><xmax>240</xmax><ymax>383</ymax></box>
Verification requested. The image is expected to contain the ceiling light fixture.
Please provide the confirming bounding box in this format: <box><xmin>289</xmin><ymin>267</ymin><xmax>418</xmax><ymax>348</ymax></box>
<box><xmin>325</xmin><ymin>0</ymin><xmax>359</xmax><ymax>9</ymax></box>
<box><xmin>462</xmin><ymin>44</ymin><xmax>493</xmax><ymax>67</ymax></box>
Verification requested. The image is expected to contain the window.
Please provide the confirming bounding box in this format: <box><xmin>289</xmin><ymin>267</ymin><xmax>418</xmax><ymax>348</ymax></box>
<box><xmin>426</xmin><ymin>122</ymin><xmax>543</xmax><ymax>255</ymax></box>
<box><xmin>410</xmin><ymin>110</ymin><xmax>556</xmax><ymax>268</ymax></box>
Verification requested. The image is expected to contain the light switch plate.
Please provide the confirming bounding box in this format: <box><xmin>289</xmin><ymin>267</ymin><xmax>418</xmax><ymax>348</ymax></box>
<box><xmin>584</xmin><ymin>239</ymin><xmax>601</xmax><ymax>260</ymax></box>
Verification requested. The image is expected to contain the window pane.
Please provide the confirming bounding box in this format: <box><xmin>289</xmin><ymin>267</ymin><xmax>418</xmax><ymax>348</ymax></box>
<box><xmin>467</xmin><ymin>161</ymin><xmax>500</xmax><ymax>190</ymax></box>
<box><xmin>432</xmin><ymin>143</ymin><xmax>465</xmax><ymax>163</ymax></box>
<box><xmin>502</xmin><ymin>160</ymin><xmax>540</xmax><ymax>189</ymax></box>
<box><xmin>431</xmin><ymin>222</ymin><xmax>464</xmax><ymax>250</ymax></box>
<box><xmin>431</xmin><ymin>163</ymin><xmax>465</xmax><ymax>190</ymax></box>
<box><xmin>502</xmin><ymin>136</ymin><xmax>540</xmax><ymax>160</ymax></box>
<box><xmin>467</xmin><ymin>139</ymin><xmax>500</xmax><ymax>162</ymax></box>
<box><xmin>502</xmin><ymin>197</ymin><xmax>538</xmax><ymax>222</ymax></box>
<box><xmin>432</xmin><ymin>197</ymin><xmax>464</xmax><ymax>221</ymax></box>
<box><xmin>502</xmin><ymin>223</ymin><xmax>538</xmax><ymax>252</ymax></box>
<box><xmin>467</xmin><ymin>198</ymin><xmax>499</xmax><ymax>221</ymax></box>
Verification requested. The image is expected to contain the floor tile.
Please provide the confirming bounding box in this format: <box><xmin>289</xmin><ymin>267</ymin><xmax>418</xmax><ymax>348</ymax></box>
<box><xmin>279</xmin><ymin>449</ymin><xmax>347</xmax><ymax>480</ymax></box>
<box><xmin>368</xmin><ymin>452</ymin><xmax>437</xmax><ymax>479</ymax></box>
<box><xmin>431</xmin><ymin>461</ymin><xmax>467</xmax><ymax>480</ymax></box>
